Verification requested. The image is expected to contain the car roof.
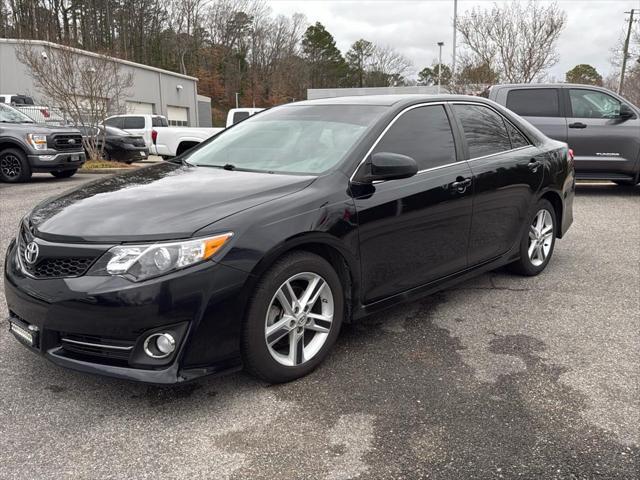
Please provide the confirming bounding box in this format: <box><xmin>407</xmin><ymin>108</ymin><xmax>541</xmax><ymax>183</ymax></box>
<box><xmin>291</xmin><ymin>94</ymin><xmax>493</xmax><ymax>108</ymax></box>
<box><xmin>491</xmin><ymin>83</ymin><xmax>615</xmax><ymax>91</ymax></box>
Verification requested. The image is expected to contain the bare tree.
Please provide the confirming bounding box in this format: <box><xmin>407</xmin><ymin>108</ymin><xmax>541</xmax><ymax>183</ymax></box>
<box><xmin>16</xmin><ymin>41</ymin><xmax>133</xmax><ymax>159</ymax></box>
<box><xmin>456</xmin><ymin>0</ymin><xmax>566</xmax><ymax>83</ymax></box>
<box><xmin>368</xmin><ymin>45</ymin><xmax>413</xmax><ymax>87</ymax></box>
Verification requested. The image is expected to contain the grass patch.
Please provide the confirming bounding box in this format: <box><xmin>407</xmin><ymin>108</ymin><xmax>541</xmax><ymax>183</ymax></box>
<box><xmin>81</xmin><ymin>159</ymin><xmax>133</xmax><ymax>169</ymax></box>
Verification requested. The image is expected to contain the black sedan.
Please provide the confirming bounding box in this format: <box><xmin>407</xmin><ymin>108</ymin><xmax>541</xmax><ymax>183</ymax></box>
<box><xmin>4</xmin><ymin>95</ymin><xmax>575</xmax><ymax>384</ymax></box>
<box><xmin>81</xmin><ymin>125</ymin><xmax>148</xmax><ymax>163</ymax></box>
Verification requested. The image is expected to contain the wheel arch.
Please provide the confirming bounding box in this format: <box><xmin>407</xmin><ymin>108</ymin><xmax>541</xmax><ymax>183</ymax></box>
<box><xmin>243</xmin><ymin>233</ymin><xmax>360</xmax><ymax>323</ymax></box>
<box><xmin>176</xmin><ymin>140</ymin><xmax>201</xmax><ymax>156</ymax></box>
<box><xmin>0</xmin><ymin>139</ymin><xmax>29</xmax><ymax>155</ymax></box>
<box><xmin>540</xmin><ymin>189</ymin><xmax>564</xmax><ymax>238</ymax></box>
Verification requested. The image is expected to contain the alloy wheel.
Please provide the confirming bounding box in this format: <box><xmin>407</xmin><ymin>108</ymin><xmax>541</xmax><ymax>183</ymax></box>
<box><xmin>0</xmin><ymin>154</ymin><xmax>21</xmax><ymax>180</ymax></box>
<box><xmin>264</xmin><ymin>272</ymin><xmax>334</xmax><ymax>367</ymax></box>
<box><xmin>528</xmin><ymin>209</ymin><xmax>553</xmax><ymax>267</ymax></box>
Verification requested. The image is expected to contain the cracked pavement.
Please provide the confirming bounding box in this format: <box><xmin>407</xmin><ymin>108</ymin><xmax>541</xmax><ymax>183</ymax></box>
<box><xmin>0</xmin><ymin>175</ymin><xmax>638</xmax><ymax>479</ymax></box>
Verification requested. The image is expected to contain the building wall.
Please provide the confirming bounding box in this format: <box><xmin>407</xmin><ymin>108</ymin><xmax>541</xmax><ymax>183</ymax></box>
<box><xmin>0</xmin><ymin>39</ymin><xmax>200</xmax><ymax>126</ymax></box>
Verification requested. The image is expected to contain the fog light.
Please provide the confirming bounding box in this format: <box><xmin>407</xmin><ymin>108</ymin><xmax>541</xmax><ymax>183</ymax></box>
<box><xmin>143</xmin><ymin>332</ymin><xmax>176</xmax><ymax>359</ymax></box>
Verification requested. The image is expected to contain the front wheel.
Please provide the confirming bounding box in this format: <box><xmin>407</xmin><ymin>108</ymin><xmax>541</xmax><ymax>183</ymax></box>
<box><xmin>0</xmin><ymin>148</ymin><xmax>31</xmax><ymax>183</ymax></box>
<box><xmin>509</xmin><ymin>199</ymin><xmax>557</xmax><ymax>276</ymax></box>
<box><xmin>242</xmin><ymin>252</ymin><xmax>344</xmax><ymax>383</ymax></box>
<box><xmin>51</xmin><ymin>169</ymin><xmax>77</xmax><ymax>179</ymax></box>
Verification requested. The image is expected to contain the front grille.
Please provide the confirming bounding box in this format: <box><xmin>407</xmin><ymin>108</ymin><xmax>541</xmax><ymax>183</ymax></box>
<box><xmin>17</xmin><ymin>226</ymin><xmax>98</xmax><ymax>279</ymax></box>
<box><xmin>59</xmin><ymin>333</ymin><xmax>134</xmax><ymax>365</ymax></box>
<box><xmin>49</xmin><ymin>133</ymin><xmax>83</xmax><ymax>151</ymax></box>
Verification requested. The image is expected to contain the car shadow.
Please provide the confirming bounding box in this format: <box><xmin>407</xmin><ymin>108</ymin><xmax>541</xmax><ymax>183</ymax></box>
<box><xmin>575</xmin><ymin>181</ymin><xmax>639</xmax><ymax>197</ymax></box>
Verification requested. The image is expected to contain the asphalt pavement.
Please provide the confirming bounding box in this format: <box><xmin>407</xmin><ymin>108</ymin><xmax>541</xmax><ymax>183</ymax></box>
<box><xmin>0</xmin><ymin>173</ymin><xmax>638</xmax><ymax>479</ymax></box>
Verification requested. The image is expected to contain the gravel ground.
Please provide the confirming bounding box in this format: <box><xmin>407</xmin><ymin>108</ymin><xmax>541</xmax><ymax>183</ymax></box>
<box><xmin>0</xmin><ymin>174</ymin><xmax>638</xmax><ymax>479</ymax></box>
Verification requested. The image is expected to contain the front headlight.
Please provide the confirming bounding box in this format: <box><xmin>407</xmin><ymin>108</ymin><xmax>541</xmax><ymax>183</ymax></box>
<box><xmin>27</xmin><ymin>134</ymin><xmax>48</xmax><ymax>151</ymax></box>
<box><xmin>100</xmin><ymin>233</ymin><xmax>233</xmax><ymax>281</ymax></box>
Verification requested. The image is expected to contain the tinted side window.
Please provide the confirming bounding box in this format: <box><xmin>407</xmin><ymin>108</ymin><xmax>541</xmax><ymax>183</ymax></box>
<box><xmin>569</xmin><ymin>89</ymin><xmax>621</xmax><ymax>119</ymax></box>
<box><xmin>123</xmin><ymin>116</ymin><xmax>145</xmax><ymax>129</ymax></box>
<box><xmin>152</xmin><ymin>116</ymin><xmax>168</xmax><ymax>127</ymax></box>
<box><xmin>233</xmin><ymin>112</ymin><xmax>251</xmax><ymax>125</ymax></box>
<box><xmin>104</xmin><ymin>117</ymin><xmax>124</xmax><ymax>129</ymax></box>
<box><xmin>373</xmin><ymin>105</ymin><xmax>456</xmax><ymax>171</ymax></box>
<box><xmin>506</xmin><ymin>89</ymin><xmax>561</xmax><ymax>117</ymax></box>
<box><xmin>505</xmin><ymin>121</ymin><xmax>530</xmax><ymax>148</ymax></box>
<box><xmin>453</xmin><ymin>104</ymin><xmax>512</xmax><ymax>158</ymax></box>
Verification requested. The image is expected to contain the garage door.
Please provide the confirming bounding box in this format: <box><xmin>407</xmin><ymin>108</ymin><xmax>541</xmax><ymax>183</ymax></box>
<box><xmin>126</xmin><ymin>101</ymin><xmax>154</xmax><ymax>115</ymax></box>
<box><xmin>167</xmin><ymin>106</ymin><xmax>189</xmax><ymax>126</ymax></box>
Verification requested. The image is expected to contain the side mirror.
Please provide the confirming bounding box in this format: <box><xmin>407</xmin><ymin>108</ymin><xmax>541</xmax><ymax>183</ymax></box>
<box><xmin>619</xmin><ymin>104</ymin><xmax>635</xmax><ymax>120</ymax></box>
<box><xmin>357</xmin><ymin>152</ymin><xmax>418</xmax><ymax>183</ymax></box>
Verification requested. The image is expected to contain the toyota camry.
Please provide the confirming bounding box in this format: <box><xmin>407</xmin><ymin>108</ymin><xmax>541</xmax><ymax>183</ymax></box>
<box><xmin>4</xmin><ymin>95</ymin><xmax>575</xmax><ymax>384</ymax></box>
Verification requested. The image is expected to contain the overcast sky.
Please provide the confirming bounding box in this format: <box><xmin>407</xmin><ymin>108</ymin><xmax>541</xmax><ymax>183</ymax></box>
<box><xmin>269</xmin><ymin>0</ymin><xmax>637</xmax><ymax>81</ymax></box>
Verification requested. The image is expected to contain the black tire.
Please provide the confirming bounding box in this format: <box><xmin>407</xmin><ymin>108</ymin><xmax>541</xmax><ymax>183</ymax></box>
<box><xmin>51</xmin><ymin>169</ymin><xmax>77</xmax><ymax>179</ymax></box>
<box><xmin>0</xmin><ymin>148</ymin><xmax>31</xmax><ymax>183</ymax></box>
<box><xmin>242</xmin><ymin>251</ymin><xmax>344</xmax><ymax>383</ymax></box>
<box><xmin>508</xmin><ymin>199</ymin><xmax>557</xmax><ymax>276</ymax></box>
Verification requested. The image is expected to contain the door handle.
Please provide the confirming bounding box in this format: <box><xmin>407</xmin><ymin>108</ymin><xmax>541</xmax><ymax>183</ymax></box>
<box><xmin>528</xmin><ymin>159</ymin><xmax>542</xmax><ymax>172</ymax></box>
<box><xmin>568</xmin><ymin>122</ymin><xmax>587</xmax><ymax>129</ymax></box>
<box><xmin>451</xmin><ymin>177</ymin><xmax>472</xmax><ymax>192</ymax></box>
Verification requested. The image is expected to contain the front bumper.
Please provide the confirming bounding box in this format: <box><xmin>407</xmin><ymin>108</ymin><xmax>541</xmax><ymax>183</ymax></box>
<box><xmin>27</xmin><ymin>151</ymin><xmax>86</xmax><ymax>172</ymax></box>
<box><xmin>108</xmin><ymin>144</ymin><xmax>149</xmax><ymax>162</ymax></box>
<box><xmin>4</xmin><ymin>239</ymin><xmax>249</xmax><ymax>383</ymax></box>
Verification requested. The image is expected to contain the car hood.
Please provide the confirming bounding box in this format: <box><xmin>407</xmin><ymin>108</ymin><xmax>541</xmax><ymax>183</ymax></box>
<box><xmin>29</xmin><ymin>162</ymin><xmax>316</xmax><ymax>243</ymax></box>
<box><xmin>0</xmin><ymin>123</ymin><xmax>81</xmax><ymax>135</ymax></box>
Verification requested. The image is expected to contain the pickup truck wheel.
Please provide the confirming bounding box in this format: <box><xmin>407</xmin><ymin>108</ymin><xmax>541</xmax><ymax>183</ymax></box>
<box><xmin>51</xmin><ymin>169</ymin><xmax>77</xmax><ymax>179</ymax></box>
<box><xmin>0</xmin><ymin>148</ymin><xmax>31</xmax><ymax>183</ymax></box>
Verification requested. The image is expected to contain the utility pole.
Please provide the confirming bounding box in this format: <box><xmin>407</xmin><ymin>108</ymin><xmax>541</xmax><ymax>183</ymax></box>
<box><xmin>235</xmin><ymin>92</ymin><xmax>239</xmax><ymax>109</ymax></box>
<box><xmin>619</xmin><ymin>9</ymin><xmax>637</xmax><ymax>94</ymax></box>
<box><xmin>437</xmin><ymin>42</ymin><xmax>444</xmax><ymax>93</ymax></box>
<box><xmin>452</xmin><ymin>0</ymin><xmax>458</xmax><ymax>76</ymax></box>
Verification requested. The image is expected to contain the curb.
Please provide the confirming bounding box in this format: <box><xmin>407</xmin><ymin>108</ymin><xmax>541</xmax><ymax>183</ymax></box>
<box><xmin>80</xmin><ymin>168</ymin><xmax>136</xmax><ymax>174</ymax></box>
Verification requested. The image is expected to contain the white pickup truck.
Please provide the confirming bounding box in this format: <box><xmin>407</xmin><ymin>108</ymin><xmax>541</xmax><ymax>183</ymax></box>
<box><xmin>104</xmin><ymin>108</ymin><xmax>264</xmax><ymax>158</ymax></box>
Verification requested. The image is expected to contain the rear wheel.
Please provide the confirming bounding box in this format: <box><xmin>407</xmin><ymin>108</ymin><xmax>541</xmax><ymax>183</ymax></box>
<box><xmin>51</xmin><ymin>169</ymin><xmax>77</xmax><ymax>179</ymax></box>
<box><xmin>0</xmin><ymin>148</ymin><xmax>31</xmax><ymax>183</ymax></box>
<box><xmin>509</xmin><ymin>199</ymin><xmax>556</xmax><ymax>276</ymax></box>
<box><xmin>242</xmin><ymin>251</ymin><xmax>344</xmax><ymax>383</ymax></box>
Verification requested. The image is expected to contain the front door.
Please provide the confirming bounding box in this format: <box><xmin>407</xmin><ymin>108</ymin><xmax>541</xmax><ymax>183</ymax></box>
<box><xmin>450</xmin><ymin>103</ymin><xmax>543</xmax><ymax>266</ymax></box>
<box><xmin>565</xmin><ymin>88</ymin><xmax>640</xmax><ymax>179</ymax></box>
<box><xmin>352</xmin><ymin>104</ymin><xmax>473</xmax><ymax>304</ymax></box>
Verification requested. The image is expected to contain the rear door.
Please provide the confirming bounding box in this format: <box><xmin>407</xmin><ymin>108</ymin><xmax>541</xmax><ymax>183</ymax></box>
<box><xmin>565</xmin><ymin>87</ymin><xmax>640</xmax><ymax>179</ymax></box>
<box><xmin>451</xmin><ymin>103</ymin><xmax>543</xmax><ymax>266</ymax></box>
<box><xmin>353</xmin><ymin>104</ymin><xmax>474</xmax><ymax>303</ymax></box>
<box><xmin>504</xmin><ymin>87</ymin><xmax>567</xmax><ymax>142</ymax></box>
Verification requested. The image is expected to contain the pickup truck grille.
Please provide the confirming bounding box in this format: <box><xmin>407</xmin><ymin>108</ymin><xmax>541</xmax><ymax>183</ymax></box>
<box><xmin>48</xmin><ymin>134</ymin><xmax>83</xmax><ymax>151</ymax></box>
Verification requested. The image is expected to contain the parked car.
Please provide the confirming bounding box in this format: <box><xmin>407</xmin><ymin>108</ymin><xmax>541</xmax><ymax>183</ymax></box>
<box><xmin>225</xmin><ymin>107</ymin><xmax>264</xmax><ymax>127</ymax></box>
<box><xmin>0</xmin><ymin>94</ymin><xmax>66</xmax><ymax>125</ymax></box>
<box><xmin>103</xmin><ymin>114</ymin><xmax>169</xmax><ymax>153</ymax></box>
<box><xmin>488</xmin><ymin>84</ymin><xmax>640</xmax><ymax>185</ymax></box>
<box><xmin>4</xmin><ymin>95</ymin><xmax>574</xmax><ymax>384</ymax></box>
<box><xmin>79</xmin><ymin>125</ymin><xmax>149</xmax><ymax>163</ymax></box>
<box><xmin>0</xmin><ymin>103</ymin><xmax>85</xmax><ymax>182</ymax></box>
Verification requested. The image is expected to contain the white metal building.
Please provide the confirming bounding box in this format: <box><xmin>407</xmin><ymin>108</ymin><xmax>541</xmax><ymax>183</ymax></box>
<box><xmin>0</xmin><ymin>38</ymin><xmax>209</xmax><ymax>127</ymax></box>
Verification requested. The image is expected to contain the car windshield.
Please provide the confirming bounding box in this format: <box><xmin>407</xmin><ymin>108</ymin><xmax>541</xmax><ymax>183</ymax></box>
<box><xmin>0</xmin><ymin>103</ymin><xmax>35</xmax><ymax>123</ymax></box>
<box><xmin>184</xmin><ymin>105</ymin><xmax>387</xmax><ymax>174</ymax></box>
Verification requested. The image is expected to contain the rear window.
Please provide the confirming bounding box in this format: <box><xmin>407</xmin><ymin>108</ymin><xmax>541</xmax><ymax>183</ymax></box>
<box><xmin>506</xmin><ymin>89</ymin><xmax>561</xmax><ymax>117</ymax></box>
<box><xmin>123</xmin><ymin>116</ymin><xmax>145</xmax><ymax>129</ymax></box>
<box><xmin>152</xmin><ymin>116</ymin><xmax>168</xmax><ymax>127</ymax></box>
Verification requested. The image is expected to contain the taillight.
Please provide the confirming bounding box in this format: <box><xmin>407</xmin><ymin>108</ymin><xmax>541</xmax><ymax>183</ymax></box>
<box><xmin>151</xmin><ymin>129</ymin><xmax>157</xmax><ymax>144</ymax></box>
<box><xmin>568</xmin><ymin>148</ymin><xmax>574</xmax><ymax>161</ymax></box>
<box><xmin>567</xmin><ymin>148</ymin><xmax>575</xmax><ymax>169</ymax></box>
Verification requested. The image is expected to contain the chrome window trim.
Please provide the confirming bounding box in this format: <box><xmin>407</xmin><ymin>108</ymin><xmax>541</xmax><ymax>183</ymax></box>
<box><xmin>61</xmin><ymin>337</ymin><xmax>134</xmax><ymax>351</ymax></box>
<box><xmin>350</xmin><ymin>100</ymin><xmax>534</xmax><ymax>183</ymax></box>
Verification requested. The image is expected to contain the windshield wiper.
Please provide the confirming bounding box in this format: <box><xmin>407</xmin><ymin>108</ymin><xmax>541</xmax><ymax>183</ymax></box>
<box><xmin>223</xmin><ymin>163</ymin><xmax>236</xmax><ymax>170</ymax></box>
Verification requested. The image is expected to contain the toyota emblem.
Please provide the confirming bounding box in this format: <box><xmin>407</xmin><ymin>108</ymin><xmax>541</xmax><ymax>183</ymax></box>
<box><xmin>24</xmin><ymin>242</ymin><xmax>39</xmax><ymax>265</ymax></box>
<box><xmin>68</xmin><ymin>139</ymin><xmax>76</xmax><ymax>145</ymax></box>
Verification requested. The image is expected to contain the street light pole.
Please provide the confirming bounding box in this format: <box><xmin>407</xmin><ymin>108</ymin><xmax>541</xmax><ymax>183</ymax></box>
<box><xmin>437</xmin><ymin>42</ymin><xmax>444</xmax><ymax>94</ymax></box>
<box><xmin>618</xmin><ymin>9</ymin><xmax>637</xmax><ymax>94</ymax></box>
<box><xmin>235</xmin><ymin>92</ymin><xmax>239</xmax><ymax>109</ymax></box>
<box><xmin>452</xmin><ymin>0</ymin><xmax>458</xmax><ymax>76</ymax></box>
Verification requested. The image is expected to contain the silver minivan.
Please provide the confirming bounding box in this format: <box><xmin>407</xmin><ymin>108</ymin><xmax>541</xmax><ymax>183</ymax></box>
<box><xmin>489</xmin><ymin>84</ymin><xmax>640</xmax><ymax>185</ymax></box>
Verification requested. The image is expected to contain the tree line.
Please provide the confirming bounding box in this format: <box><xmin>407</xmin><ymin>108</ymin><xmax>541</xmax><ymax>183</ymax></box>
<box><xmin>0</xmin><ymin>0</ymin><xmax>414</xmax><ymax>123</ymax></box>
